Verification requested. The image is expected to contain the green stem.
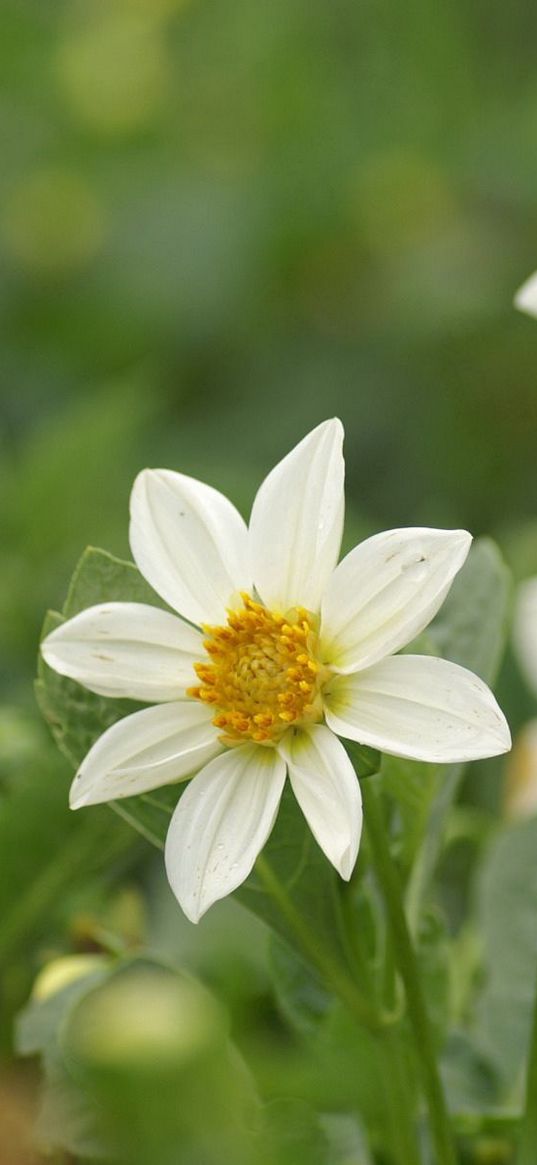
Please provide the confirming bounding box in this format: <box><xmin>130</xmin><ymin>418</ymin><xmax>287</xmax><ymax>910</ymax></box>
<box><xmin>256</xmin><ymin>831</ymin><xmax>422</xmax><ymax>1162</ymax></box>
<box><xmin>517</xmin><ymin>963</ymin><xmax>537</xmax><ymax>1165</ymax></box>
<box><xmin>254</xmin><ymin>853</ymin><xmax>383</xmax><ymax>1033</ymax></box>
<box><xmin>339</xmin><ymin>877</ymin><xmax>421</xmax><ymax>1164</ymax></box>
<box><xmin>379</xmin><ymin>1026</ymin><xmax>423</xmax><ymax>1165</ymax></box>
<box><xmin>361</xmin><ymin>779</ymin><xmax>457</xmax><ymax>1165</ymax></box>
<box><xmin>337</xmin><ymin>879</ymin><xmax>376</xmax><ymax>1000</ymax></box>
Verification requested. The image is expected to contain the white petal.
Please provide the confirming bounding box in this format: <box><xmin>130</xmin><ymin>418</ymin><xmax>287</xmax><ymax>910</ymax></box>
<box><xmin>129</xmin><ymin>469</ymin><xmax>251</xmax><ymax>626</ymax></box>
<box><xmin>164</xmin><ymin>744</ymin><xmax>286</xmax><ymax>923</ymax></box>
<box><xmin>514</xmin><ymin>271</ymin><xmax>537</xmax><ymax>319</ymax></box>
<box><xmin>248</xmin><ymin>419</ymin><xmax>344</xmax><ymax>613</ymax></box>
<box><xmin>278</xmin><ymin>725</ymin><xmax>362</xmax><ymax>880</ymax></box>
<box><xmin>70</xmin><ymin>702</ymin><xmax>221</xmax><ymax>808</ymax></box>
<box><xmin>323</xmin><ymin>654</ymin><xmax>511</xmax><ymax>764</ymax></box>
<box><xmin>320</xmin><ymin>527</ymin><xmax>472</xmax><ymax>673</ymax></box>
<box><xmin>513</xmin><ymin>578</ymin><xmax>537</xmax><ymax>697</ymax></box>
<box><xmin>41</xmin><ymin>603</ymin><xmax>203</xmax><ymax>702</ymax></box>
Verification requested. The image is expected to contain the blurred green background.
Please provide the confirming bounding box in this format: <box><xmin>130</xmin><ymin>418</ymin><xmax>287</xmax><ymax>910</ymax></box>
<box><xmin>4</xmin><ymin>0</ymin><xmax>537</xmax><ymax>685</ymax></box>
<box><xmin>3</xmin><ymin>0</ymin><xmax>537</xmax><ymax>1161</ymax></box>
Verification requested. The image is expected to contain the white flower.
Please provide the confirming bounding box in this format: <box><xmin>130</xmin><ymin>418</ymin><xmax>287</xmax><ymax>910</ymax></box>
<box><xmin>514</xmin><ymin>270</ymin><xmax>537</xmax><ymax>319</ymax></box>
<box><xmin>41</xmin><ymin>419</ymin><xmax>511</xmax><ymax>922</ymax></box>
<box><xmin>513</xmin><ymin>578</ymin><xmax>537</xmax><ymax>697</ymax></box>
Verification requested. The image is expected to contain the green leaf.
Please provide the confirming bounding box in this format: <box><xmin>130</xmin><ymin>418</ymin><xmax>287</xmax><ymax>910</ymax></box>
<box><xmin>426</xmin><ymin>538</ymin><xmax>512</xmax><ymax>682</ymax></box>
<box><xmin>236</xmin><ymin>784</ymin><xmax>352</xmax><ymax>970</ymax></box>
<box><xmin>381</xmin><ymin>753</ymin><xmax>436</xmax><ymax>875</ymax></box>
<box><xmin>270</xmin><ymin>934</ymin><xmax>333</xmax><ymax>1037</ymax></box>
<box><xmin>17</xmin><ymin>964</ymin><xmax>111</xmax><ymax>1060</ymax></box>
<box><xmin>18</xmin><ymin>956</ymin><xmax>256</xmax><ymax>1162</ymax></box>
<box><xmin>16</xmin><ymin>961</ymin><xmax>113</xmax><ymax>1159</ymax></box>
<box><xmin>343</xmin><ymin>739</ymin><xmax>380</xmax><ymax>779</ymax></box>
<box><xmin>311</xmin><ymin>1005</ymin><xmax>419</xmax><ymax>1151</ymax></box>
<box><xmin>36</xmin><ymin>1059</ymin><xmax>107</xmax><ymax>1161</ymax></box>
<box><xmin>37</xmin><ymin>545</ymin><xmax>161</xmax><ymax>771</ymax></box>
<box><xmin>63</xmin><ymin>546</ymin><xmax>161</xmax><ymax>618</ymax></box>
<box><xmin>473</xmin><ymin>814</ymin><xmax>537</xmax><ymax>1092</ymax></box>
<box><xmin>37</xmin><ymin>608</ymin><xmax>136</xmax><ymax>771</ymax></box>
<box><xmin>37</xmin><ymin>547</ymin><xmax>177</xmax><ymax>849</ymax></box>
<box><xmin>399</xmin><ymin>538</ymin><xmax>512</xmax><ymax>921</ymax></box>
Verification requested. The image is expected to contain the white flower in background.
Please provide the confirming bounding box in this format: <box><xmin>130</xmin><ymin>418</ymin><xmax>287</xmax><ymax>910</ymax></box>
<box><xmin>513</xmin><ymin>578</ymin><xmax>537</xmax><ymax>697</ymax></box>
<box><xmin>503</xmin><ymin>720</ymin><xmax>537</xmax><ymax>821</ymax></box>
<box><xmin>507</xmin><ymin>581</ymin><xmax>537</xmax><ymax>819</ymax></box>
<box><xmin>41</xmin><ymin>420</ymin><xmax>510</xmax><ymax>922</ymax></box>
<box><xmin>514</xmin><ymin>270</ymin><xmax>537</xmax><ymax>319</ymax></box>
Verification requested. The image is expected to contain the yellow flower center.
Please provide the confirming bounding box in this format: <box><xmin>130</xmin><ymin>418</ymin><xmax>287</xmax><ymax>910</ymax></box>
<box><xmin>187</xmin><ymin>593</ymin><xmax>325</xmax><ymax>745</ymax></box>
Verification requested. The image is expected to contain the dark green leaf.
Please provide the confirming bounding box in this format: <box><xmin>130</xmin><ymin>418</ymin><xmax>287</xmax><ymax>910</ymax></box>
<box><xmin>236</xmin><ymin>784</ymin><xmax>352</xmax><ymax>969</ymax></box>
<box><xmin>270</xmin><ymin>935</ymin><xmax>333</xmax><ymax>1037</ymax></box>
<box><xmin>343</xmin><ymin>740</ymin><xmax>380</xmax><ymax>779</ymax></box>
<box><xmin>381</xmin><ymin>753</ymin><xmax>437</xmax><ymax>875</ymax></box>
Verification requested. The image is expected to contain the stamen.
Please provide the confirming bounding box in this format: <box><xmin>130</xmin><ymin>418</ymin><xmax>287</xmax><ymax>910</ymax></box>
<box><xmin>188</xmin><ymin>593</ymin><xmax>325</xmax><ymax>744</ymax></box>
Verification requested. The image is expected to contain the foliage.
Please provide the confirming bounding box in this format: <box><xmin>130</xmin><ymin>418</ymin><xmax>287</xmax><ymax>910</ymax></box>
<box><xmin>3</xmin><ymin>2</ymin><xmax>537</xmax><ymax>1160</ymax></box>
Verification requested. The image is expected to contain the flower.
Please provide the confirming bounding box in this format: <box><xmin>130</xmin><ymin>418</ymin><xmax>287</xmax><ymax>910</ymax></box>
<box><xmin>514</xmin><ymin>270</ymin><xmax>537</xmax><ymax>319</ymax></box>
<box><xmin>41</xmin><ymin>419</ymin><xmax>511</xmax><ymax>922</ymax></box>
<box><xmin>506</xmin><ymin>580</ymin><xmax>537</xmax><ymax>819</ymax></box>
<box><xmin>513</xmin><ymin>577</ymin><xmax>537</xmax><ymax>698</ymax></box>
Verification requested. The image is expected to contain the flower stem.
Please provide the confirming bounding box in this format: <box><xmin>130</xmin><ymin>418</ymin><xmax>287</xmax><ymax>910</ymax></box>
<box><xmin>517</xmin><ymin>963</ymin><xmax>537</xmax><ymax>1165</ymax></box>
<box><xmin>254</xmin><ymin>852</ymin><xmax>383</xmax><ymax>1033</ymax></box>
<box><xmin>256</xmin><ymin>854</ymin><xmax>422</xmax><ymax>1164</ymax></box>
<box><xmin>380</xmin><ymin>1026</ymin><xmax>423</xmax><ymax>1165</ymax></box>
<box><xmin>338</xmin><ymin>882</ymin><xmax>421</xmax><ymax>1165</ymax></box>
<box><xmin>360</xmin><ymin>779</ymin><xmax>458</xmax><ymax>1165</ymax></box>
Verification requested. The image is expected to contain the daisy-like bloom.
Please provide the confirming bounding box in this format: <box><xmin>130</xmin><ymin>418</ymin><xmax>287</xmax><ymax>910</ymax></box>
<box><xmin>514</xmin><ymin>270</ymin><xmax>537</xmax><ymax>319</ymax></box>
<box><xmin>41</xmin><ymin>420</ymin><xmax>511</xmax><ymax>922</ymax></box>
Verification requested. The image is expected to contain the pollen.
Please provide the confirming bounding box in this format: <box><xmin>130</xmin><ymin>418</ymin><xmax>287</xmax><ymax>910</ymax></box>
<box><xmin>187</xmin><ymin>593</ymin><xmax>325</xmax><ymax>744</ymax></box>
